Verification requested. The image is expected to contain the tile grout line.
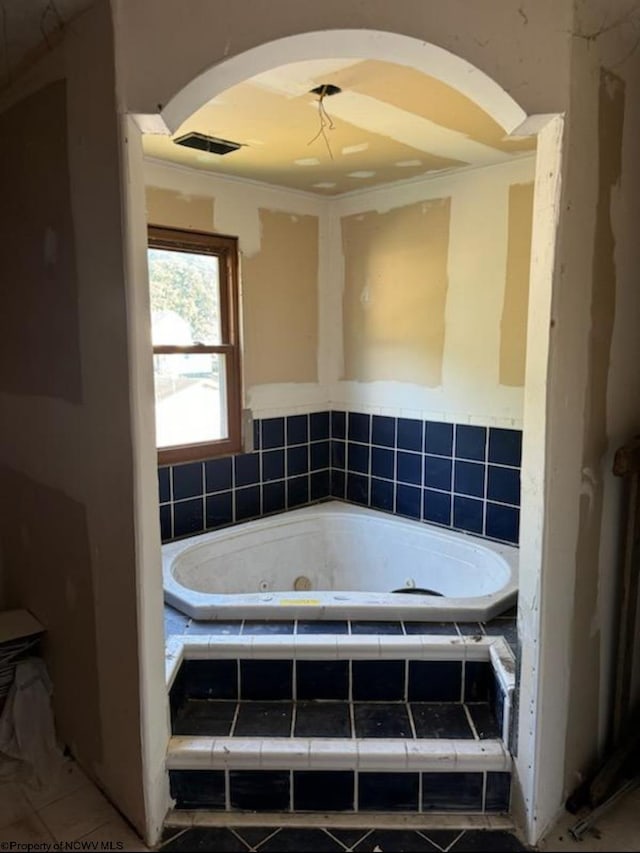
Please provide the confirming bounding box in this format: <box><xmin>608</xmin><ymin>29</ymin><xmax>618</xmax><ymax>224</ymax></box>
<box><xmin>463</xmin><ymin>702</ymin><xmax>481</xmax><ymax>741</ymax></box>
<box><xmin>406</xmin><ymin>700</ymin><xmax>419</xmax><ymax>741</ymax></box>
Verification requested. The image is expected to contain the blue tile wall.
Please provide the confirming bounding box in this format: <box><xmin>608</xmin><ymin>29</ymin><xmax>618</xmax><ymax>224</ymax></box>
<box><xmin>158</xmin><ymin>410</ymin><xmax>521</xmax><ymax>546</ymax></box>
<box><xmin>329</xmin><ymin>411</ymin><xmax>521</xmax><ymax>546</ymax></box>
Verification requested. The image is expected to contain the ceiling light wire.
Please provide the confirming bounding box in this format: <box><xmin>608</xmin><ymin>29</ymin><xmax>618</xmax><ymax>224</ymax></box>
<box><xmin>307</xmin><ymin>85</ymin><xmax>335</xmax><ymax>160</ymax></box>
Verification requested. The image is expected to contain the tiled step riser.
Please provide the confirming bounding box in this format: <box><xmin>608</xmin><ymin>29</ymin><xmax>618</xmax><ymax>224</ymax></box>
<box><xmin>169</xmin><ymin>768</ymin><xmax>511</xmax><ymax>814</ymax></box>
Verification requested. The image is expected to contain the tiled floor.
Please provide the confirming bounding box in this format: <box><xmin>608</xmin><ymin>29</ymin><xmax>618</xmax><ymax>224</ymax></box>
<box><xmin>160</xmin><ymin>825</ymin><xmax>529</xmax><ymax>851</ymax></box>
<box><xmin>0</xmin><ymin>758</ymin><xmax>148</xmax><ymax>849</ymax></box>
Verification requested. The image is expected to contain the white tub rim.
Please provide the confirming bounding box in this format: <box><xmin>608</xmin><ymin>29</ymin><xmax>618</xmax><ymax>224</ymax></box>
<box><xmin>162</xmin><ymin>501</ymin><xmax>518</xmax><ymax>622</ymax></box>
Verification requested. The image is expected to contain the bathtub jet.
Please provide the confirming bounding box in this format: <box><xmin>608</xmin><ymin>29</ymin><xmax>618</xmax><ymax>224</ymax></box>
<box><xmin>162</xmin><ymin>501</ymin><xmax>518</xmax><ymax>622</ymax></box>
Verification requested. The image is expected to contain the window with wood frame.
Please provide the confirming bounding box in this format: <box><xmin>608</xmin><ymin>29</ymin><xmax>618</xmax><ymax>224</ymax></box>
<box><xmin>148</xmin><ymin>225</ymin><xmax>242</xmax><ymax>464</ymax></box>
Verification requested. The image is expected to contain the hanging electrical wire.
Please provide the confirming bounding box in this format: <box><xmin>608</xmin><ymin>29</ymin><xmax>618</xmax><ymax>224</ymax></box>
<box><xmin>307</xmin><ymin>85</ymin><xmax>335</xmax><ymax>160</ymax></box>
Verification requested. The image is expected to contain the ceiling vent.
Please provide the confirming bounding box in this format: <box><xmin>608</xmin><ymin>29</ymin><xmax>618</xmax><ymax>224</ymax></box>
<box><xmin>173</xmin><ymin>132</ymin><xmax>242</xmax><ymax>156</ymax></box>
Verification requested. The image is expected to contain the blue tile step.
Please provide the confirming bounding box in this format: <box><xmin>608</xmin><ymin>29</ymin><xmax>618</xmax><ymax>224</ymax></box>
<box><xmin>172</xmin><ymin>699</ymin><xmax>502</xmax><ymax>740</ymax></box>
<box><xmin>165</xmin><ymin>636</ymin><xmax>516</xmax><ymax>814</ymax></box>
<box><xmin>166</xmin><ymin>635</ymin><xmax>517</xmax><ymax>747</ymax></box>
<box><xmin>167</xmin><ymin>737</ymin><xmax>512</xmax><ymax>813</ymax></box>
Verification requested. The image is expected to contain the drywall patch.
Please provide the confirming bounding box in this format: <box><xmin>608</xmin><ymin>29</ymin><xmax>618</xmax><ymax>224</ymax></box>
<box><xmin>341</xmin><ymin>199</ymin><xmax>450</xmax><ymax>386</ymax></box>
<box><xmin>241</xmin><ymin>209</ymin><xmax>319</xmax><ymax>386</ymax></box>
<box><xmin>343</xmin><ymin>60</ymin><xmax>536</xmax><ymax>155</ymax></box>
<box><xmin>0</xmin><ymin>80</ymin><xmax>82</xmax><ymax>403</ymax></box>
<box><xmin>146</xmin><ymin>186</ymin><xmax>214</xmax><ymax>232</ymax></box>
<box><xmin>500</xmin><ymin>182</ymin><xmax>535</xmax><ymax>386</ymax></box>
<box><xmin>0</xmin><ymin>466</ymin><xmax>102</xmax><ymax>766</ymax></box>
<box><xmin>566</xmin><ymin>67</ymin><xmax>625</xmax><ymax>789</ymax></box>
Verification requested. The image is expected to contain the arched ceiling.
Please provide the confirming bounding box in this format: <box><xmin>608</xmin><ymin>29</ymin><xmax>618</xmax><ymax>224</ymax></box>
<box><xmin>143</xmin><ymin>58</ymin><xmax>536</xmax><ymax>196</ymax></box>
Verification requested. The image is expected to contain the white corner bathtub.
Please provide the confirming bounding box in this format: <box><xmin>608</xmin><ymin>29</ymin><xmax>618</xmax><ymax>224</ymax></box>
<box><xmin>163</xmin><ymin>502</ymin><xmax>518</xmax><ymax>622</ymax></box>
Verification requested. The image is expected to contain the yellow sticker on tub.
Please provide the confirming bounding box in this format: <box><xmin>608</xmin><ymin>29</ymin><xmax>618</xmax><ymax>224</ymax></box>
<box><xmin>279</xmin><ymin>598</ymin><xmax>321</xmax><ymax>606</ymax></box>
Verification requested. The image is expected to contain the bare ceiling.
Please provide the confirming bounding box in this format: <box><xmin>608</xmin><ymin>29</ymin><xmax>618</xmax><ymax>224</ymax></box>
<box><xmin>143</xmin><ymin>58</ymin><xmax>536</xmax><ymax>196</ymax></box>
<box><xmin>0</xmin><ymin>0</ymin><xmax>93</xmax><ymax>89</ymax></box>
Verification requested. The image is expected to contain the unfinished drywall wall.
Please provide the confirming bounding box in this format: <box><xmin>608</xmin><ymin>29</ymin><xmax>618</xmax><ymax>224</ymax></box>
<box><xmin>331</xmin><ymin>157</ymin><xmax>536</xmax><ymax>425</ymax></box>
<box><xmin>0</xmin><ymin>80</ymin><xmax>82</xmax><ymax>402</ymax></box>
<box><xmin>144</xmin><ymin>159</ymin><xmax>326</xmax><ymax>416</ymax></box>
<box><xmin>242</xmin><ymin>209</ymin><xmax>319</xmax><ymax>386</ymax></box>
<box><xmin>566</xmin><ymin>63</ymin><xmax>625</xmax><ymax>789</ymax></box>
<box><xmin>146</xmin><ymin>156</ymin><xmax>533</xmax><ymax>425</ymax></box>
<box><xmin>111</xmin><ymin>1</ymin><xmax>640</xmax><ymax>844</ymax></box>
<box><xmin>146</xmin><ymin>186</ymin><xmax>214</xmax><ymax>232</ymax></box>
<box><xmin>0</xmin><ymin>468</ymin><xmax>102</xmax><ymax>762</ymax></box>
<box><xmin>500</xmin><ymin>182</ymin><xmax>535</xmax><ymax>386</ymax></box>
<box><xmin>0</xmin><ymin>1</ymin><xmax>146</xmax><ymax>835</ymax></box>
<box><xmin>341</xmin><ymin>198</ymin><xmax>450</xmax><ymax>386</ymax></box>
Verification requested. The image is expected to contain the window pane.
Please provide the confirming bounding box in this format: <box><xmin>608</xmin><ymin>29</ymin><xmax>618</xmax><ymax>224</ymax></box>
<box><xmin>148</xmin><ymin>248</ymin><xmax>221</xmax><ymax>345</ymax></box>
<box><xmin>154</xmin><ymin>353</ymin><xmax>228</xmax><ymax>448</ymax></box>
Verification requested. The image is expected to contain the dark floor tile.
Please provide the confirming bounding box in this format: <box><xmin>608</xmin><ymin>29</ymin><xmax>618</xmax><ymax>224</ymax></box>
<box><xmin>160</xmin><ymin>827</ymin><xmax>246</xmax><ymax>851</ymax></box>
<box><xmin>352</xmin><ymin>660</ymin><xmax>405</xmax><ymax>701</ymax></box>
<box><xmin>408</xmin><ymin>661</ymin><xmax>462</xmax><ymax>702</ymax></box>
<box><xmin>483</xmin><ymin>620</ymin><xmax>518</xmax><ymax>650</ymax></box>
<box><xmin>169</xmin><ymin>770</ymin><xmax>226</xmax><ymax>810</ymax></box>
<box><xmin>160</xmin><ymin>827</ymin><xmax>187</xmax><ymax>845</ymax></box>
<box><xmin>422</xmin><ymin>772</ymin><xmax>483</xmax><ymax>812</ymax></box>
<box><xmin>449</xmin><ymin>830</ymin><xmax>527</xmax><ymax>851</ymax></box>
<box><xmin>242</xmin><ymin>620</ymin><xmax>294</xmax><ymax>635</ymax></box>
<box><xmin>186</xmin><ymin>620</ymin><xmax>242</xmax><ymax>635</ymax></box>
<box><xmin>404</xmin><ymin>621</ymin><xmax>458</xmax><ymax>635</ymax></box>
<box><xmin>260</xmin><ymin>828</ymin><xmax>343</xmax><ymax>852</ymax></box>
<box><xmin>327</xmin><ymin>828</ymin><xmax>372</xmax><ymax>848</ymax></box>
<box><xmin>181</xmin><ymin>659</ymin><xmax>238</xmax><ymax>700</ymax></box>
<box><xmin>296</xmin><ymin>620</ymin><xmax>349</xmax><ymax>634</ymax></box>
<box><xmin>456</xmin><ymin>622</ymin><xmax>485</xmax><ymax>636</ymax></box>
<box><xmin>229</xmin><ymin>770</ymin><xmax>290</xmax><ymax>811</ymax></box>
<box><xmin>358</xmin><ymin>772</ymin><xmax>419</xmax><ymax>811</ymax></box>
<box><xmin>354</xmin><ymin>829</ymin><xmax>438</xmax><ymax>851</ymax></box>
<box><xmin>173</xmin><ymin>699</ymin><xmax>236</xmax><ymax>736</ymax></box>
<box><xmin>419</xmin><ymin>829</ymin><xmax>465</xmax><ymax>849</ymax></box>
<box><xmin>294</xmin><ymin>701</ymin><xmax>351</xmax><ymax>737</ymax></box>
<box><xmin>240</xmin><ymin>659</ymin><xmax>293</xmax><ymax>700</ymax></box>
<box><xmin>350</xmin><ymin>621</ymin><xmax>404</xmax><ymax>634</ymax></box>
<box><xmin>467</xmin><ymin>702</ymin><xmax>501</xmax><ymax>739</ymax></box>
<box><xmin>233</xmin><ymin>701</ymin><xmax>292</xmax><ymax>736</ymax></box>
<box><xmin>354</xmin><ymin>702</ymin><xmax>413</xmax><ymax>738</ymax></box>
<box><xmin>297</xmin><ymin>660</ymin><xmax>349</xmax><ymax>700</ymax></box>
<box><xmin>231</xmin><ymin>826</ymin><xmax>275</xmax><ymax>848</ymax></box>
<box><xmin>293</xmin><ymin>770</ymin><xmax>355</xmax><ymax>811</ymax></box>
<box><xmin>164</xmin><ymin>605</ymin><xmax>189</xmax><ymax>636</ymax></box>
<box><xmin>411</xmin><ymin>703</ymin><xmax>474</xmax><ymax>739</ymax></box>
